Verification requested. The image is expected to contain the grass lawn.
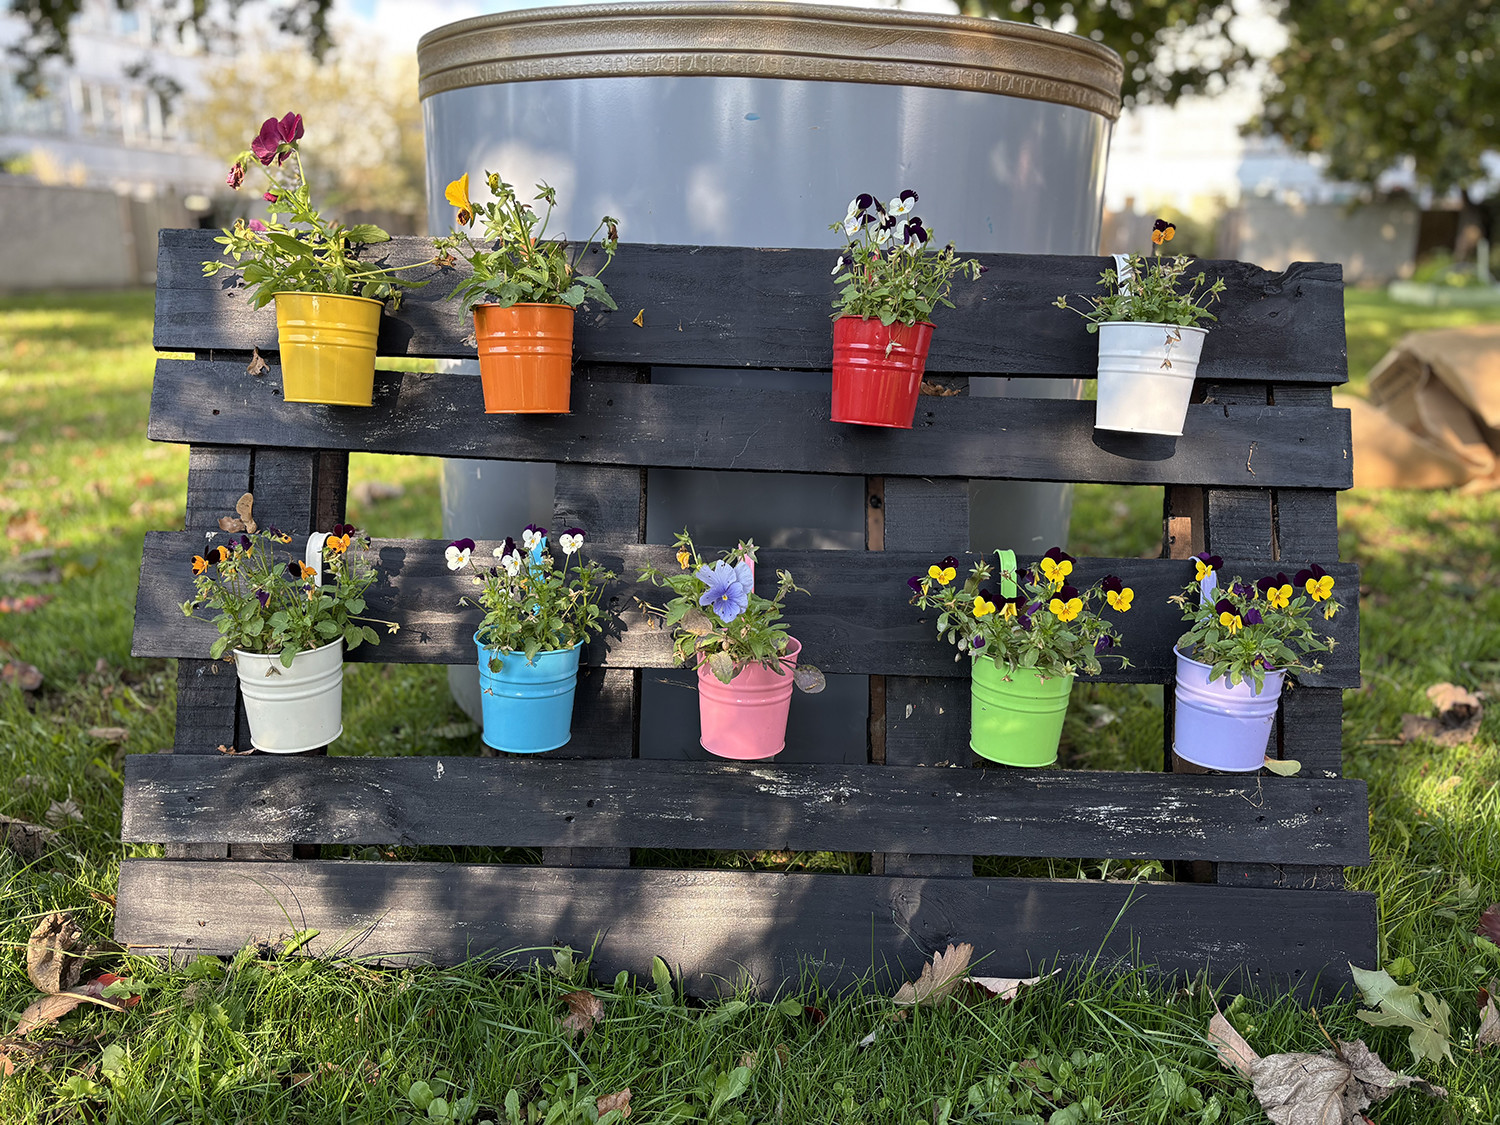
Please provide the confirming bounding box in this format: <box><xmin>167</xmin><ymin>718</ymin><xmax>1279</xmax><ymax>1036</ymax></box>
<box><xmin>2</xmin><ymin>288</ymin><xmax>1499</xmax><ymax>1123</ymax></box>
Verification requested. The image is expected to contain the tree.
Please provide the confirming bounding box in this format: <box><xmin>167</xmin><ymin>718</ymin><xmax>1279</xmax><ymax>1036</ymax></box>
<box><xmin>1255</xmin><ymin>0</ymin><xmax>1500</xmax><ymax>245</ymax></box>
<box><xmin>194</xmin><ymin>37</ymin><xmax>425</xmax><ymax>226</ymax></box>
<box><xmin>5</xmin><ymin>0</ymin><xmax>333</xmax><ymax>94</ymax></box>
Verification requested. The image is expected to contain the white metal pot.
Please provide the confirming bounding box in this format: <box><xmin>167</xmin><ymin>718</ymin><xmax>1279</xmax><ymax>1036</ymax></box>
<box><xmin>233</xmin><ymin>638</ymin><xmax>345</xmax><ymax>753</ymax></box>
<box><xmin>1094</xmin><ymin>321</ymin><xmax>1208</xmax><ymax>436</ymax></box>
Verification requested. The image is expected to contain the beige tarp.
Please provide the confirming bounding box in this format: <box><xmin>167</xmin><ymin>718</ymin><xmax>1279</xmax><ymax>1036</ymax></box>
<box><xmin>1342</xmin><ymin>325</ymin><xmax>1500</xmax><ymax>490</ymax></box>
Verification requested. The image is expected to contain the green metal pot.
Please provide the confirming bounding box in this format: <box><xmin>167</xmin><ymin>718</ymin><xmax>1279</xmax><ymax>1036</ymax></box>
<box><xmin>970</xmin><ymin>656</ymin><xmax>1074</xmax><ymax>767</ymax></box>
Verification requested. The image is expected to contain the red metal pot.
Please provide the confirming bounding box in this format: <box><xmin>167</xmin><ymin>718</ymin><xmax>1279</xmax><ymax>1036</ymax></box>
<box><xmin>830</xmin><ymin>316</ymin><xmax>935</xmax><ymax>429</ymax></box>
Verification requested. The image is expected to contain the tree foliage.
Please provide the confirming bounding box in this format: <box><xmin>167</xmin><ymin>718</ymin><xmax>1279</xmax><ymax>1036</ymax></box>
<box><xmin>1257</xmin><ymin>0</ymin><xmax>1500</xmax><ymax>199</ymax></box>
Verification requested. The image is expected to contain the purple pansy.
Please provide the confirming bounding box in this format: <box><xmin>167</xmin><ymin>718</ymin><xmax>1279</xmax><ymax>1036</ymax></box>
<box><xmin>696</xmin><ymin>560</ymin><xmax>749</xmax><ymax>624</ymax></box>
<box><xmin>1243</xmin><ymin>607</ymin><xmax>1263</xmax><ymax>625</ymax></box>
<box><xmin>907</xmin><ymin>575</ymin><xmax>923</xmax><ymax>594</ymax></box>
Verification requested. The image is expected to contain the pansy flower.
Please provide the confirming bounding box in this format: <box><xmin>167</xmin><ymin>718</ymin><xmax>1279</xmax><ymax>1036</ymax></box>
<box><xmin>1151</xmin><ymin>218</ymin><xmax>1176</xmax><ymax>245</ymax></box>
<box><xmin>247</xmin><ymin>219</ymin><xmax>268</xmax><ymax>233</ymax></box>
<box><xmin>1215</xmin><ymin>598</ymin><xmax>1242</xmax><ymax>633</ymax></box>
<box><xmin>1243</xmin><ymin>607</ymin><xmax>1263</xmax><ymax>626</ymax></box>
<box><xmin>1295</xmin><ymin>563</ymin><xmax>1334</xmax><ymax>602</ymax></box>
<box><xmin>831</xmin><ymin>253</ymin><xmax>852</xmax><ymax>277</ymax></box>
<box><xmin>446</xmin><ymin>174</ymin><xmax>474</xmax><ymax>226</ymax></box>
<box><xmin>256</xmin><ymin>589</ymin><xmax>270</xmax><ymax>608</ymax></box>
<box><xmin>907</xmin><ymin>575</ymin><xmax>924</xmax><ymax>595</ymax></box>
<box><xmin>445</xmin><ymin>538</ymin><xmax>475</xmax><ymax>571</ymax></box>
<box><xmin>1095</xmin><ymin>633</ymin><xmax>1115</xmax><ymax>654</ymax></box>
<box><xmin>1106</xmin><ymin>586</ymin><xmax>1134</xmax><ymax>613</ymax></box>
<box><xmin>326</xmin><ymin>532</ymin><xmax>351</xmax><ymax>555</ymax></box>
<box><xmin>696</xmin><ymin>560</ymin><xmax>749</xmax><ymax>624</ymax></box>
<box><xmin>558</xmin><ymin>528</ymin><xmax>585</xmax><ymax>555</ymax></box>
<box><xmin>191</xmin><ymin>555</ymin><xmax>209</xmax><ymax>574</ymax></box>
<box><xmin>265</xmin><ymin>525</ymin><xmax>292</xmax><ymax>544</ymax></box>
<box><xmin>677</xmin><ymin>546</ymin><xmax>693</xmax><ymax>570</ymax></box>
<box><xmin>1231</xmin><ymin>580</ymin><xmax>1253</xmax><ymax>599</ymax></box>
<box><xmin>887</xmin><ymin>189</ymin><xmax>918</xmax><ymax>216</ymax></box>
<box><xmin>225</xmin><ymin>162</ymin><xmax>245</xmax><ymax>189</ymax></box>
<box><xmin>494</xmin><ymin>537</ymin><xmax>522</xmax><ymax>576</ymax></box>
<box><xmin>288</xmin><ymin>560</ymin><xmax>317</xmax><ymax>581</ymax></box>
<box><xmin>250</xmin><ymin>112</ymin><xmax>303</xmax><ymax>166</ymax></box>
<box><xmin>1039</xmin><ymin>547</ymin><xmax>1075</xmax><ymax>589</ymax></box>
<box><xmin>213</xmin><ymin>545</ymin><xmax>231</xmax><ymax>564</ymax></box>
<box><xmin>521</xmin><ymin>524</ymin><xmax>548</xmax><ymax>552</ymax></box>
<box><xmin>264</xmin><ymin>190</ymin><xmax>278</xmax><ymax>204</ymax></box>
<box><xmin>901</xmin><ymin>218</ymin><xmax>929</xmax><ymax>249</ymax></box>
<box><xmin>1049</xmin><ymin>584</ymin><xmax>1082</xmax><ymax>622</ymax></box>
<box><xmin>972</xmin><ymin>591</ymin><xmax>996</xmax><ymax>618</ymax></box>
<box><xmin>1193</xmin><ymin>553</ymin><xmax>1223</xmax><ymax>582</ymax></box>
<box><xmin>928</xmin><ymin>561</ymin><xmax>957</xmax><ymax>586</ymax></box>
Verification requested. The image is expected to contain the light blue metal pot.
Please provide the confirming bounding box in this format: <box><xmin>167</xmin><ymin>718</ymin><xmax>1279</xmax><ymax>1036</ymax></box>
<box><xmin>475</xmin><ymin>630</ymin><xmax>581</xmax><ymax>754</ymax></box>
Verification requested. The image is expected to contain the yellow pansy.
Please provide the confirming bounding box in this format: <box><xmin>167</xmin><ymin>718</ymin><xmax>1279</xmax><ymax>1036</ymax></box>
<box><xmin>1219</xmin><ymin>610</ymin><xmax>1242</xmax><ymax>633</ymax></box>
<box><xmin>1324</xmin><ymin>602</ymin><xmax>1339</xmax><ymax>621</ymax></box>
<box><xmin>1106</xmin><ymin>588</ymin><xmax>1134</xmax><ymax>612</ymax></box>
<box><xmin>972</xmin><ymin>595</ymin><xmax>996</xmax><ymax>618</ymax></box>
<box><xmin>445</xmin><ymin>174</ymin><xmax>473</xmax><ymax>225</ymax></box>
<box><xmin>928</xmin><ymin>564</ymin><xmax>956</xmax><ymax>586</ymax></box>
<box><xmin>1306</xmin><ymin>574</ymin><xmax>1335</xmax><ymax>602</ymax></box>
<box><xmin>1194</xmin><ymin>557</ymin><xmax>1216</xmax><ymax>582</ymax></box>
<box><xmin>1049</xmin><ymin>596</ymin><xmax>1082</xmax><ymax>623</ymax></box>
<box><xmin>213</xmin><ymin>545</ymin><xmax>231</xmax><ymax>563</ymax></box>
<box><xmin>677</xmin><ymin>547</ymin><xmax>692</xmax><ymax>570</ymax></box>
<box><xmin>1266</xmin><ymin>584</ymin><xmax>1292</xmax><ymax>610</ymax></box>
<box><xmin>1001</xmin><ymin>602</ymin><xmax>1017</xmax><ymax>619</ymax></box>
<box><xmin>1039</xmin><ymin>556</ymin><xmax>1072</xmax><ymax>588</ymax></box>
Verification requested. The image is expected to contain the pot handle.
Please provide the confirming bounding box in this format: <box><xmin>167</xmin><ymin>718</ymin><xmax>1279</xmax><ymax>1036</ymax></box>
<box><xmin>1112</xmin><ymin>252</ymin><xmax>1134</xmax><ymax>298</ymax></box>
<box><xmin>1199</xmin><ymin>569</ymin><xmax>1217</xmax><ymax>605</ymax></box>
<box><xmin>304</xmin><ymin>532</ymin><xmax>328</xmax><ymax>589</ymax></box>
<box><xmin>996</xmin><ymin>549</ymin><xmax>1018</xmax><ymax>600</ymax></box>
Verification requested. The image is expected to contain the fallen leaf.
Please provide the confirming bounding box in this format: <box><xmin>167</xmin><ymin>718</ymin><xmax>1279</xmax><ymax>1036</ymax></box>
<box><xmin>739</xmin><ymin>1050</ymin><xmax>758</xmax><ymax>1070</ymax></box>
<box><xmin>966</xmin><ymin>970</ymin><xmax>1056</xmax><ymax>1004</ymax></box>
<box><xmin>1478</xmin><ymin>979</ymin><xmax>1500</xmax><ymax>1051</ymax></box>
<box><xmin>86</xmin><ymin>727</ymin><xmax>128</xmax><ymax>743</ymax></box>
<box><xmin>1263</xmin><ymin>757</ymin><xmax>1303</xmax><ymax>777</ymax></box>
<box><xmin>0</xmin><ymin>594</ymin><xmax>53</xmax><ymax>613</ymax></box>
<box><xmin>1</xmin><ymin>814</ymin><xmax>61</xmax><ymax>860</ymax></box>
<box><xmin>6</xmin><ymin>513</ymin><xmax>48</xmax><ymax>544</ymax></box>
<box><xmin>14</xmin><ymin>992</ymin><xmax>90</xmax><ymax>1036</ymax></box>
<box><xmin>2</xmin><ymin>660</ymin><xmax>43</xmax><ymax>691</ymax></box>
<box><xmin>803</xmin><ymin>1004</ymin><xmax>827</xmax><ymax>1025</ymax></box>
<box><xmin>597</xmin><ymin>1087</ymin><xmax>632</xmax><ymax>1118</ymax></box>
<box><xmin>1399</xmin><ymin>682</ymin><xmax>1483</xmax><ymax>747</ymax></box>
<box><xmin>1208</xmin><ymin>1009</ymin><xmax>1260</xmax><ymax>1078</ymax></box>
<box><xmin>1246</xmin><ymin>1040</ymin><xmax>1445</xmax><ymax>1125</ymax></box>
<box><xmin>894</xmin><ymin>943</ymin><xmax>973</xmax><ymax>1007</ymax></box>
<box><xmin>27</xmin><ymin>913</ymin><xmax>83</xmax><ymax>993</ymax></box>
<box><xmin>559</xmin><ymin>990</ymin><xmax>605</xmax><ymax>1036</ymax></box>
<box><xmin>632</xmin><ymin>309</ymin><xmax>645</xmax><ymax>327</ymax></box>
<box><xmin>46</xmin><ymin>798</ymin><xmax>84</xmax><ymax>827</ymax></box>
<box><xmin>856</xmin><ymin>1027</ymin><xmax>880</xmax><ymax>1049</ymax></box>
<box><xmin>1350</xmin><ymin>963</ymin><xmax>1453</xmax><ymax>1066</ymax></box>
<box><xmin>246</xmin><ymin>348</ymin><xmax>270</xmax><ymax>376</ymax></box>
<box><xmin>218</xmin><ymin>493</ymin><xmax>257</xmax><ymax>534</ymax></box>
<box><xmin>0</xmin><ymin>428</ymin><xmax>15</xmax><ymax>443</ymax></box>
<box><xmin>1477</xmin><ymin>903</ymin><xmax>1500</xmax><ymax>944</ymax></box>
<box><xmin>918</xmin><ymin>380</ymin><xmax>963</xmax><ymax>397</ymax></box>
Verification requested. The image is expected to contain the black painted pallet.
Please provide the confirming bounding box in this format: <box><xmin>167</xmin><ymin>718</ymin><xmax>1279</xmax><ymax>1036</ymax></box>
<box><xmin>118</xmin><ymin>231</ymin><xmax>1372</xmax><ymax>997</ymax></box>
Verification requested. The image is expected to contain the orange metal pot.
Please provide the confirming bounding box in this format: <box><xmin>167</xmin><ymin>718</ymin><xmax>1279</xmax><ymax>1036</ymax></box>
<box><xmin>473</xmin><ymin>303</ymin><xmax>575</xmax><ymax>414</ymax></box>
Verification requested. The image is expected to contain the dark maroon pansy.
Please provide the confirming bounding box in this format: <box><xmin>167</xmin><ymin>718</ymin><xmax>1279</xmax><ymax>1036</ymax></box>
<box><xmin>1214</xmin><ymin>598</ymin><xmax>1236</xmax><ymax>616</ymax></box>
<box><xmin>1294</xmin><ymin>563</ymin><xmax>1328</xmax><ymax>585</ymax></box>
<box><xmin>1194</xmin><ymin>552</ymin><xmax>1224</xmax><ymax>570</ymax></box>
<box><xmin>1095</xmin><ymin>634</ymin><xmax>1115</xmax><ymax>654</ymax></box>
<box><xmin>1043</xmin><ymin>546</ymin><xmax>1077</xmax><ymax>566</ymax></box>
<box><xmin>1101</xmin><ymin>575</ymin><xmax>1123</xmax><ymax>594</ymax></box>
<box><xmin>449</xmin><ymin>537</ymin><xmax>476</xmax><ymax>552</ymax></box>
<box><xmin>907</xmin><ymin>575</ymin><xmax>922</xmax><ymax>594</ymax></box>
<box><xmin>1056</xmin><ymin>585</ymin><xmax>1079</xmax><ymax>602</ymax></box>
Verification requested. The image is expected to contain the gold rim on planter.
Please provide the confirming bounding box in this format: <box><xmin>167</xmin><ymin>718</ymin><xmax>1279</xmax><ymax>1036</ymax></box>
<box><xmin>417</xmin><ymin>1</ymin><xmax>1123</xmax><ymax>120</ymax></box>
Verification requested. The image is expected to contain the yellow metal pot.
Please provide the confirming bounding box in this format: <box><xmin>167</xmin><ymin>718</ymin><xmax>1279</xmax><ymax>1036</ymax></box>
<box><xmin>274</xmin><ymin>292</ymin><xmax>383</xmax><ymax>406</ymax></box>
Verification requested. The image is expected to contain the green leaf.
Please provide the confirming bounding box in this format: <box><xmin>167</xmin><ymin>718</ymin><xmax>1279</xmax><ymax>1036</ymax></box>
<box><xmin>408</xmin><ymin>1080</ymin><xmax>435</xmax><ymax>1111</ymax></box>
<box><xmin>651</xmin><ymin>955</ymin><xmax>674</xmax><ymax>1000</ymax></box>
<box><xmin>279</xmin><ymin>644</ymin><xmax>299</xmax><ymax>668</ymax></box>
<box><xmin>1261</xmin><ymin>757</ymin><xmax>1301</xmax><ymax>776</ymax></box>
<box><xmin>99</xmin><ymin>1042</ymin><xmax>126</xmax><ymax>1080</ymax></box>
<box><xmin>1349</xmin><ymin>962</ymin><xmax>1454</xmax><ymax>1065</ymax></box>
<box><xmin>344</xmin><ymin>223</ymin><xmax>391</xmax><ymax>244</ymax></box>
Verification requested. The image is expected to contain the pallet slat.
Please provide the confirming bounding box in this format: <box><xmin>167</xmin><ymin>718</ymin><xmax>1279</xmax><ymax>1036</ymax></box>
<box><xmin>147</xmin><ymin>361</ymin><xmax>1354</xmax><ymax>490</ymax></box>
<box><xmin>120</xmin><ymin>754</ymin><xmax>1370</xmax><ymax>865</ymax></box>
<box><xmin>155</xmin><ymin>231</ymin><xmax>1347</xmax><ymax>385</ymax></box>
<box><xmin>132</xmin><ymin>535</ymin><xmax>1361</xmax><ymax>686</ymax></box>
<box><xmin>115</xmin><ymin>858</ymin><xmax>1376</xmax><ymax>999</ymax></box>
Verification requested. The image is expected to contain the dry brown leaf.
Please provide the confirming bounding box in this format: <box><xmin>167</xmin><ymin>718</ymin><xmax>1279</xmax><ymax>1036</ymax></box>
<box><xmin>218</xmin><ymin>493</ymin><xmax>258</xmax><ymax>534</ymax></box>
<box><xmin>1479</xmin><ymin>979</ymin><xmax>1500</xmax><ymax>1051</ymax></box>
<box><xmin>46</xmin><ymin>798</ymin><xmax>83</xmax><ymax>827</ymax></box>
<box><xmin>918</xmin><ymin>380</ymin><xmax>963</xmax><ymax>397</ymax></box>
<box><xmin>27</xmin><ymin>913</ymin><xmax>83</xmax><ymax>993</ymax></box>
<box><xmin>86</xmin><ymin>726</ymin><xmax>128</xmax><ymax>743</ymax></box>
<box><xmin>1</xmin><ymin>660</ymin><xmax>43</xmax><ymax>691</ymax></box>
<box><xmin>739</xmin><ymin>1050</ymin><xmax>758</xmax><ymax>1071</ymax></box>
<box><xmin>246</xmin><ymin>348</ymin><xmax>270</xmax><ymax>376</ymax></box>
<box><xmin>893</xmin><ymin>943</ymin><xmax>973</xmax><ymax>1007</ymax></box>
<box><xmin>6</xmin><ymin>513</ymin><xmax>48</xmax><ymax>544</ymax></box>
<box><xmin>1208</xmin><ymin>1009</ymin><xmax>1260</xmax><ymax>1078</ymax></box>
<box><xmin>597</xmin><ymin>1087</ymin><xmax>632</xmax><ymax>1118</ymax></box>
<box><xmin>559</xmin><ymin>990</ymin><xmax>605</xmax><ymax>1036</ymax></box>
<box><xmin>1246</xmin><ymin>1040</ymin><xmax>1445</xmax><ymax>1125</ymax></box>
<box><xmin>966</xmin><ymin>970</ymin><xmax>1056</xmax><ymax>1003</ymax></box>
<box><xmin>0</xmin><ymin>814</ymin><xmax>61</xmax><ymax>860</ymax></box>
<box><xmin>1477</xmin><ymin>903</ymin><xmax>1500</xmax><ymax>945</ymax></box>
<box><xmin>13</xmin><ymin>992</ymin><xmax>89</xmax><ymax>1036</ymax></box>
<box><xmin>1399</xmin><ymin>682</ymin><xmax>1484</xmax><ymax>747</ymax></box>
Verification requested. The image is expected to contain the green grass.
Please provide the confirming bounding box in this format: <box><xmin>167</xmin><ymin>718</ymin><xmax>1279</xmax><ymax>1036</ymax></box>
<box><xmin>1343</xmin><ymin>289</ymin><xmax>1500</xmax><ymax>393</ymax></box>
<box><xmin>3</xmin><ymin>290</ymin><xmax>1500</xmax><ymax>1123</ymax></box>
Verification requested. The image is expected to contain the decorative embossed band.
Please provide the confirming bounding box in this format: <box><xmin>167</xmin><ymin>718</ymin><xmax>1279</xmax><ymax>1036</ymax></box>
<box><xmin>417</xmin><ymin>2</ymin><xmax>1123</xmax><ymax>120</ymax></box>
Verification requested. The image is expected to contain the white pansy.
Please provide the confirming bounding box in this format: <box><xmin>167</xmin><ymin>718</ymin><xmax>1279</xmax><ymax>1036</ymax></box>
<box><xmin>444</xmin><ymin>545</ymin><xmax>471</xmax><ymax>571</ymax></box>
<box><xmin>887</xmin><ymin>190</ymin><xmax>917</xmax><ymax>216</ymax></box>
<box><xmin>500</xmin><ymin>552</ymin><xmax>522</xmax><ymax>576</ymax></box>
<box><xmin>559</xmin><ymin>532</ymin><xmax>584</xmax><ymax>555</ymax></box>
<box><xmin>842</xmin><ymin>213</ymin><xmax>863</xmax><ymax>237</ymax></box>
<box><xmin>521</xmin><ymin>528</ymin><xmax>545</xmax><ymax>551</ymax></box>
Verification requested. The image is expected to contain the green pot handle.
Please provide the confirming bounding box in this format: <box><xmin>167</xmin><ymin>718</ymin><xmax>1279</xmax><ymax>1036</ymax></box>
<box><xmin>996</xmin><ymin>549</ymin><xmax>1017</xmax><ymax>600</ymax></box>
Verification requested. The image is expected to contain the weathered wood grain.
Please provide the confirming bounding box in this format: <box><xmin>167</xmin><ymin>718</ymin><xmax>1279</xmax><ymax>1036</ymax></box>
<box><xmin>146</xmin><ymin>361</ymin><xmax>1355</xmax><ymax>490</ymax></box>
<box><xmin>156</xmin><ymin>231</ymin><xmax>1348</xmax><ymax>384</ymax></box>
<box><xmin>114</xmin><ymin>858</ymin><xmax>1377</xmax><ymax>998</ymax></box>
<box><xmin>131</xmin><ymin>535</ymin><xmax>1362</xmax><ymax>686</ymax></box>
<box><xmin>120</xmin><ymin>754</ymin><xmax>1370</xmax><ymax>865</ymax></box>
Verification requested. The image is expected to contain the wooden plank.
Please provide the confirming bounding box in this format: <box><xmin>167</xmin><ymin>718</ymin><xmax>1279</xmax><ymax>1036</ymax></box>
<box><xmin>132</xmin><ymin>536</ymin><xmax>1364</xmax><ymax>686</ymax></box>
<box><xmin>1205</xmin><ymin>490</ymin><xmax>1275</xmax><ymax>559</ymax></box>
<box><xmin>120</xmin><ymin>754</ymin><xmax>1370</xmax><ymax>865</ymax></box>
<box><xmin>881</xmin><ymin>477</ymin><xmax>973</xmax><ymax>877</ymax></box>
<box><xmin>114</xmin><ymin>858</ymin><xmax>1378</xmax><ymax>999</ymax></box>
<box><xmin>156</xmin><ymin>231</ymin><xmax>1349</xmax><ymax>385</ymax></box>
<box><xmin>146</xmin><ymin>361</ymin><xmax>1356</xmax><ymax>490</ymax></box>
<box><xmin>543</xmin><ymin>450</ymin><xmax>643</xmax><ymax>868</ymax></box>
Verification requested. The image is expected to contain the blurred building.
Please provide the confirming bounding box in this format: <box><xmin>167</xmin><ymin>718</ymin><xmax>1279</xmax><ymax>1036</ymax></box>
<box><xmin>0</xmin><ymin>0</ymin><xmax>224</xmax><ymax>289</ymax></box>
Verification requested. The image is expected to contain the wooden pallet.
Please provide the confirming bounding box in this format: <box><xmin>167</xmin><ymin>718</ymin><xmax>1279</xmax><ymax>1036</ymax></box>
<box><xmin>119</xmin><ymin>228</ymin><xmax>1374</xmax><ymax>997</ymax></box>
